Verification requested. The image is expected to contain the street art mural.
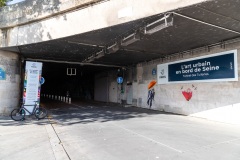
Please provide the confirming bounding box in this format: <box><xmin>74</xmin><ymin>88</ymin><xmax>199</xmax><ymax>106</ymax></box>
<box><xmin>181</xmin><ymin>84</ymin><xmax>197</xmax><ymax>101</ymax></box>
<box><xmin>147</xmin><ymin>80</ymin><xmax>156</xmax><ymax>108</ymax></box>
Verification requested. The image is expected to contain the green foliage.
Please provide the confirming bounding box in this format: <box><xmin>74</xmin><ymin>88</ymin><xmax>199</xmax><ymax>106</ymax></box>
<box><xmin>0</xmin><ymin>0</ymin><xmax>12</xmax><ymax>7</ymax></box>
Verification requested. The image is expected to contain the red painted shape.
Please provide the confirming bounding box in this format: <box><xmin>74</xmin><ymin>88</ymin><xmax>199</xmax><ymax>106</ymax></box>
<box><xmin>182</xmin><ymin>89</ymin><xmax>192</xmax><ymax>101</ymax></box>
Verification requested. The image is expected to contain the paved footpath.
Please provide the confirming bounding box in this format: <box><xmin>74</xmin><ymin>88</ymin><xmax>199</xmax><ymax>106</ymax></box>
<box><xmin>1</xmin><ymin>100</ymin><xmax>240</xmax><ymax>160</ymax></box>
<box><xmin>0</xmin><ymin>117</ymin><xmax>56</xmax><ymax>160</ymax></box>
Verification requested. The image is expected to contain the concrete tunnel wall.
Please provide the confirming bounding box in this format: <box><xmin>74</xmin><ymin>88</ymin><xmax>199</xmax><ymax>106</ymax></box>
<box><xmin>95</xmin><ymin>41</ymin><xmax>240</xmax><ymax>124</ymax></box>
<box><xmin>0</xmin><ymin>51</ymin><xmax>20</xmax><ymax>116</ymax></box>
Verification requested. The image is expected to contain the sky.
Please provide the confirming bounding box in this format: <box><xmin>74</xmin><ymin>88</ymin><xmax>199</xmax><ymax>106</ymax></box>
<box><xmin>7</xmin><ymin>0</ymin><xmax>25</xmax><ymax>5</ymax></box>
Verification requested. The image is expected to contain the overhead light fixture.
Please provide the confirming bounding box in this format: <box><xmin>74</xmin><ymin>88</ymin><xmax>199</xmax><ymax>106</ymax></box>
<box><xmin>107</xmin><ymin>43</ymin><xmax>119</xmax><ymax>54</ymax></box>
<box><xmin>95</xmin><ymin>50</ymin><xmax>105</xmax><ymax>58</ymax></box>
<box><xmin>83</xmin><ymin>49</ymin><xmax>106</xmax><ymax>63</ymax></box>
<box><xmin>144</xmin><ymin>13</ymin><xmax>173</xmax><ymax>35</ymax></box>
<box><xmin>121</xmin><ymin>33</ymin><xmax>140</xmax><ymax>46</ymax></box>
<box><xmin>83</xmin><ymin>54</ymin><xmax>95</xmax><ymax>63</ymax></box>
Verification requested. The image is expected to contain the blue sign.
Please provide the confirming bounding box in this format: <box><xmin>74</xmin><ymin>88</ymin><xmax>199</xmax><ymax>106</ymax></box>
<box><xmin>117</xmin><ymin>77</ymin><xmax>123</xmax><ymax>84</ymax></box>
<box><xmin>0</xmin><ymin>68</ymin><xmax>6</xmax><ymax>80</ymax></box>
<box><xmin>157</xmin><ymin>50</ymin><xmax>238</xmax><ymax>84</ymax></box>
<box><xmin>40</xmin><ymin>77</ymin><xmax>45</xmax><ymax>85</ymax></box>
<box><xmin>152</xmin><ymin>68</ymin><xmax>157</xmax><ymax>75</ymax></box>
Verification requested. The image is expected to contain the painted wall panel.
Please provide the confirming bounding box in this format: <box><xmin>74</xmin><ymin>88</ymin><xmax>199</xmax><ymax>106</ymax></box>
<box><xmin>94</xmin><ymin>76</ymin><xmax>108</xmax><ymax>102</ymax></box>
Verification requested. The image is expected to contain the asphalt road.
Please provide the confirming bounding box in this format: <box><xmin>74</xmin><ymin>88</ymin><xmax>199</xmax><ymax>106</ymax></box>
<box><xmin>1</xmin><ymin>100</ymin><xmax>240</xmax><ymax>160</ymax></box>
<box><xmin>45</xmin><ymin>100</ymin><xmax>240</xmax><ymax>160</ymax></box>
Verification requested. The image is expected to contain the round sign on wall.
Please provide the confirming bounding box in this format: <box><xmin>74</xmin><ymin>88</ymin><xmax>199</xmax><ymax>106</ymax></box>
<box><xmin>117</xmin><ymin>77</ymin><xmax>123</xmax><ymax>84</ymax></box>
<box><xmin>40</xmin><ymin>77</ymin><xmax>45</xmax><ymax>85</ymax></box>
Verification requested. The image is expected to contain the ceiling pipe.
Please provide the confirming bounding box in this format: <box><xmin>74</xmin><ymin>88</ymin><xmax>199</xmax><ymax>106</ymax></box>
<box><xmin>173</xmin><ymin>12</ymin><xmax>240</xmax><ymax>35</ymax></box>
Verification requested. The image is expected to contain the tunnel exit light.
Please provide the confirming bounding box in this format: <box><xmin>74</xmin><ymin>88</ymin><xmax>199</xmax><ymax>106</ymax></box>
<box><xmin>67</xmin><ymin>68</ymin><xmax>76</xmax><ymax>76</ymax></box>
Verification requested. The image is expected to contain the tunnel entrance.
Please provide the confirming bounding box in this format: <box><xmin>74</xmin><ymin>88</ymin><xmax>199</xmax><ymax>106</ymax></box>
<box><xmin>40</xmin><ymin>62</ymin><xmax>120</xmax><ymax>103</ymax></box>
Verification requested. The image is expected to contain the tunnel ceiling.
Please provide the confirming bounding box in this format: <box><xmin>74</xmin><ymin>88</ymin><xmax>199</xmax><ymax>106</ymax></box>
<box><xmin>3</xmin><ymin>0</ymin><xmax>240</xmax><ymax>67</ymax></box>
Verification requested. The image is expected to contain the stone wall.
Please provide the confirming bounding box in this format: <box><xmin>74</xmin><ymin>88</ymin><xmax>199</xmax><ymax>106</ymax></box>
<box><xmin>0</xmin><ymin>0</ymin><xmax>103</xmax><ymax>28</ymax></box>
<box><xmin>0</xmin><ymin>51</ymin><xmax>20</xmax><ymax>115</ymax></box>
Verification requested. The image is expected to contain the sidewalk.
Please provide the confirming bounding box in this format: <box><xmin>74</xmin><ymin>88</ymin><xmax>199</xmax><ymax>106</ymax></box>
<box><xmin>0</xmin><ymin>116</ymin><xmax>68</xmax><ymax>160</ymax></box>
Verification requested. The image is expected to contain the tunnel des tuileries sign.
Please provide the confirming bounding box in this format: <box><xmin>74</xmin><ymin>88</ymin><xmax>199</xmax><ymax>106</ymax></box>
<box><xmin>157</xmin><ymin>49</ymin><xmax>238</xmax><ymax>84</ymax></box>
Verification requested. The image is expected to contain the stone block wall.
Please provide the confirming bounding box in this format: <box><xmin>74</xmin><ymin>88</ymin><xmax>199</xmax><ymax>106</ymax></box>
<box><xmin>0</xmin><ymin>0</ymin><xmax>103</xmax><ymax>28</ymax></box>
<box><xmin>0</xmin><ymin>51</ymin><xmax>20</xmax><ymax>115</ymax></box>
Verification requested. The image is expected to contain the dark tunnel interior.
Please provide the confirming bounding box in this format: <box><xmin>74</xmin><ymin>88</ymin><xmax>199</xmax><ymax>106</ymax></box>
<box><xmin>39</xmin><ymin>62</ymin><xmax>115</xmax><ymax>100</ymax></box>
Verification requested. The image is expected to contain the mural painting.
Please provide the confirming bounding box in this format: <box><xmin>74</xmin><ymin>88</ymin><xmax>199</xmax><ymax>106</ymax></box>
<box><xmin>181</xmin><ymin>84</ymin><xmax>197</xmax><ymax>101</ymax></box>
<box><xmin>147</xmin><ymin>80</ymin><xmax>156</xmax><ymax>108</ymax></box>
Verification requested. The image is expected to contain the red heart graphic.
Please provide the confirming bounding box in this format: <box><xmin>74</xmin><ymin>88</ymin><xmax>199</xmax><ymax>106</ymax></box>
<box><xmin>182</xmin><ymin>90</ymin><xmax>192</xmax><ymax>101</ymax></box>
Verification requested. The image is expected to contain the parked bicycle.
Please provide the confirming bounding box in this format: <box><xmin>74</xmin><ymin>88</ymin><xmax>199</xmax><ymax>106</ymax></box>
<box><xmin>10</xmin><ymin>101</ymin><xmax>48</xmax><ymax>121</ymax></box>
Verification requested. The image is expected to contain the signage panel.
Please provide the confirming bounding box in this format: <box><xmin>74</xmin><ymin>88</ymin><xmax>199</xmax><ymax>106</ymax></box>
<box><xmin>157</xmin><ymin>50</ymin><xmax>238</xmax><ymax>84</ymax></box>
<box><xmin>117</xmin><ymin>77</ymin><xmax>123</xmax><ymax>84</ymax></box>
<box><xmin>23</xmin><ymin>61</ymin><xmax>43</xmax><ymax>113</ymax></box>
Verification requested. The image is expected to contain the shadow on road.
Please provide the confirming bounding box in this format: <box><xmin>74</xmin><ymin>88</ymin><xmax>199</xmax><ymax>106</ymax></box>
<box><xmin>42</xmin><ymin>99</ymin><xmax>179</xmax><ymax>126</ymax></box>
<box><xmin>0</xmin><ymin>116</ymin><xmax>49</xmax><ymax>126</ymax></box>
<box><xmin>0</xmin><ymin>99</ymin><xmax>180</xmax><ymax>126</ymax></box>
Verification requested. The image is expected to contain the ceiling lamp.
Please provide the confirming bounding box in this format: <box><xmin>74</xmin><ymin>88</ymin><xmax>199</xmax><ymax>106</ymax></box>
<box><xmin>144</xmin><ymin>13</ymin><xmax>173</xmax><ymax>35</ymax></box>
<box><xmin>95</xmin><ymin>50</ymin><xmax>105</xmax><ymax>58</ymax></box>
<box><xmin>107</xmin><ymin>43</ymin><xmax>120</xmax><ymax>54</ymax></box>
<box><xmin>121</xmin><ymin>33</ymin><xmax>140</xmax><ymax>46</ymax></box>
<box><xmin>83</xmin><ymin>49</ymin><xmax>105</xmax><ymax>62</ymax></box>
<box><xmin>83</xmin><ymin>54</ymin><xmax>95</xmax><ymax>63</ymax></box>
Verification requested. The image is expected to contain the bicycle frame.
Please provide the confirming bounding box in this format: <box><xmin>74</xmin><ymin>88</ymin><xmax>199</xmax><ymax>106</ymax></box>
<box><xmin>11</xmin><ymin>101</ymin><xmax>47</xmax><ymax>121</ymax></box>
<box><xmin>22</xmin><ymin>104</ymin><xmax>38</xmax><ymax>115</ymax></box>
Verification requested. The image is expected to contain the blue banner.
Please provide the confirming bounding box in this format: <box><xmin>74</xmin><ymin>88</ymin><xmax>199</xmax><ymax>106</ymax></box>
<box><xmin>157</xmin><ymin>50</ymin><xmax>238</xmax><ymax>84</ymax></box>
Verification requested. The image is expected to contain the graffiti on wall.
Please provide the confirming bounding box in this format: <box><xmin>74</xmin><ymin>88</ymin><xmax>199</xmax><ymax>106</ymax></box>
<box><xmin>147</xmin><ymin>80</ymin><xmax>156</xmax><ymax>108</ymax></box>
<box><xmin>0</xmin><ymin>57</ymin><xmax>18</xmax><ymax>82</ymax></box>
<box><xmin>181</xmin><ymin>85</ymin><xmax>197</xmax><ymax>101</ymax></box>
<box><xmin>0</xmin><ymin>68</ymin><xmax>6</xmax><ymax>80</ymax></box>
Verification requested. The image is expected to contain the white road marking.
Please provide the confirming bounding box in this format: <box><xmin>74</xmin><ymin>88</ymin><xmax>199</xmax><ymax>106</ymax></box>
<box><xmin>110</xmin><ymin>123</ymin><xmax>183</xmax><ymax>153</ymax></box>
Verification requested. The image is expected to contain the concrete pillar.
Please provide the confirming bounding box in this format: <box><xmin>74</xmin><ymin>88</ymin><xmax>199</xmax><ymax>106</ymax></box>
<box><xmin>0</xmin><ymin>50</ymin><xmax>20</xmax><ymax>115</ymax></box>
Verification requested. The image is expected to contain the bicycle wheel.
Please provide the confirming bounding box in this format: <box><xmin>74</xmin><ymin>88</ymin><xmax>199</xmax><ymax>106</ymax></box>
<box><xmin>35</xmin><ymin>107</ymin><xmax>48</xmax><ymax>119</ymax></box>
<box><xmin>10</xmin><ymin>108</ymin><xmax>25</xmax><ymax>121</ymax></box>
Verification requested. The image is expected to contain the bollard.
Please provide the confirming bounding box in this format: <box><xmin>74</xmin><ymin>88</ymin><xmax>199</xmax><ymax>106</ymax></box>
<box><xmin>63</xmin><ymin>97</ymin><xmax>66</xmax><ymax>102</ymax></box>
<box><xmin>59</xmin><ymin>96</ymin><xmax>60</xmax><ymax>101</ymax></box>
<box><xmin>66</xmin><ymin>97</ymin><xmax>69</xmax><ymax>103</ymax></box>
<box><xmin>69</xmin><ymin>97</ymin><xmax>71</xmax><ymax>104</ymax></box>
